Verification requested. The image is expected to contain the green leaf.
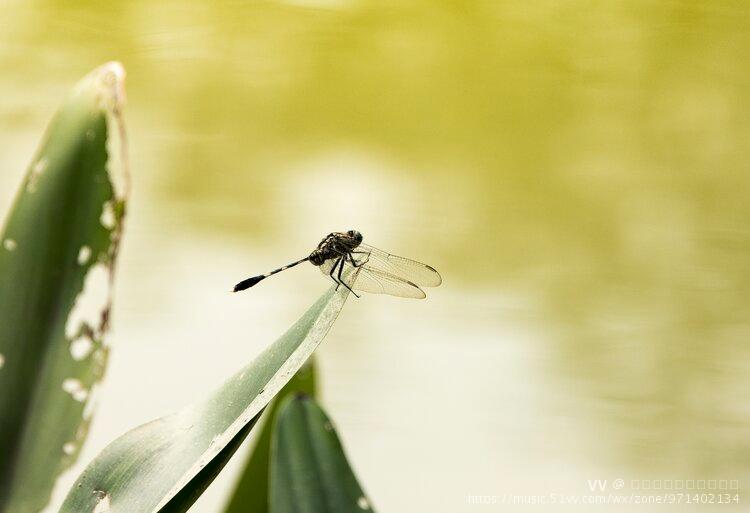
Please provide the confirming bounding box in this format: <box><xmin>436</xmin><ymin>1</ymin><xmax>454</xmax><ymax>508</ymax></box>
<box><xmin>59</xmin><ymin>286</ymin><xmax>348</xmax><ymax>513</ymax></box>
<box><xmin>0</xmin><ymin>62</ymin><xmax>128</xmax><ymax>513</ymax></box>
<box><xmin>224</xmin><ymin>358</ymin><xmax>318</xmax><ymax>513</ymax></box>
<box><xmin>270</xmin><ymin>395</ymin><xmax>374</xmax><ymax>513</ymax></box>
<box><xmin>158</xmin><ymin>415</ymin><xmax>262</xmax><ymax>513</ymax></box>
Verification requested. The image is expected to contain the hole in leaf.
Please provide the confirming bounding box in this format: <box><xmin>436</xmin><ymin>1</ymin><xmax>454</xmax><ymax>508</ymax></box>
<box><xmin>78</xmin><ymin>245</ymin><xmax>92</xmax><ymax>265</ymax></box>
<box><xmin>92</xmin><ymin>491</ymin><xmax>111</xmax><ymax>513</ymax></box>
<box><xmin>70</xmin><ymin>337</ymin><xmax>94</xmax><ymax>361</ymax></box>
<box><xmin>62</xmin><ymin>378</ymin><xmax>88</xmax><ymax>402</ymax></box>
<box><xmin>65</xmin><ymin>263</ymin><xmax>110</xmax><ymax>339</ymax></box>
<box><xmin>100</xmin><ymin>201</ymin><xmax>115</xmax><ymax>229</ymax></box>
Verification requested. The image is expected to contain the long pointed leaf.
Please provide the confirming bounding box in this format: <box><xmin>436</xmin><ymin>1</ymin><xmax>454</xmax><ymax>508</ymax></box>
<box><xmin>59</xmin><ymin>286</ymin><xmax>348</xmax><ymax>513</ymax></box>
<box><xmin>0</xmin><ymin>62</ymin><xmax>128</xmax><ymax>513</ymax></box>
<box><xmin>270</xmin><ymin>395</ymin><xmax>374</xmax><ymax>513</ymax></box>
<box><xmin>158</xmin><ymin>414</ymin><xmax>262</xmax><ymax>513</ymax></box>
<box><xmin>224</xmin><ymin>359</ymin><xmax>318</xmax><ymax>513</ymax></box>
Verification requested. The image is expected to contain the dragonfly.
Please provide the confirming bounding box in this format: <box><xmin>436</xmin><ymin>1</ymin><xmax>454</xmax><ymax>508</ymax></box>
<box><xmin>232</xmin><ymin>230</ymin><xmax>442</xmax><ymax>299</ymax></box>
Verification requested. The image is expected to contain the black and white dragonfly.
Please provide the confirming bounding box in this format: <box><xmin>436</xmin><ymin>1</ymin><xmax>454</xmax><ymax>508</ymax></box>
<box><xmin>233</xmin><ymin>230</ymin><xmax>441</xmax><ymax>299</ymax></box>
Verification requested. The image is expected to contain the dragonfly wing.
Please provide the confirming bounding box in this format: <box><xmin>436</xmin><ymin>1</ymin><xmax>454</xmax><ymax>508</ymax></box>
<box><xmin>355</xmin><ymin>244</ymin><xmax>442</xmax><ymax>287</ymax></box>
<box><xmin>318</xmin><ymin>256</ymin><xmax>425</xmax><ymax>298</ymax></box>
<box><xmin>351</xmin><ymin>266</ymin><xmax>426</xmax><ymax>299</ymax></box>
<box><xmin>317</xmin><ymin>244</ymin><xmax>439</xmax><ymax>299</ymax></box>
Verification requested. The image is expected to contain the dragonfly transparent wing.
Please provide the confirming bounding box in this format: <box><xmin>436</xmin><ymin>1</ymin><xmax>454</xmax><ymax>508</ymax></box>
<box><xmin>353</xmin><ymin>243</ymin><xmax>442</xmax><ymax>287</ymax></box>
<box><xmin>319</xmin><ymin>256</ymin><xmax>426</xmax><ymax>299</ymax></box>
<box><xmin>350</xmin><ymin>266</ymin><xmax>426</xmax><ymax>299</ymax></box>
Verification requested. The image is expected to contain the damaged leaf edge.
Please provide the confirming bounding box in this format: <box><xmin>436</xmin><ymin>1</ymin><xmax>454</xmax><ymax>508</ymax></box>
<box><xmin>56</xmin><ymin>61</ymin><xmax>130</xmax><ymax>471</ymax></box>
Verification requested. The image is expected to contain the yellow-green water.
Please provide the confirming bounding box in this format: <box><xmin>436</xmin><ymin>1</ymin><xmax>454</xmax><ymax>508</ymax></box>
<box><xmin>1</xmin><ymin>1</ymin><xmax>749</xmax><ymax>512</ymax></box>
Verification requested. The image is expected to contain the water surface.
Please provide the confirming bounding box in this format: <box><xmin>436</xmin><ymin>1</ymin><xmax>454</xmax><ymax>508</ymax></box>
<box><xmin>1</xmin><ymin>1</ymin><xmax>748</xmax><ymax>511</ymax></box>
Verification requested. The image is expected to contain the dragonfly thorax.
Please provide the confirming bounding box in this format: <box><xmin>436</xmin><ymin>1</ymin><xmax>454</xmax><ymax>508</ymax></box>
<box><xmin>308</xmin><ymin>231</ymin><xmax>363</xmax><ymax>267</ymax></box>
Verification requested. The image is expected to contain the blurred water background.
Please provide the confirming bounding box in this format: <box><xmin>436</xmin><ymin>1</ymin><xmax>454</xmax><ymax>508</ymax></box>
<box><xmin>1</xmin><ymin>1</ymin><xmax>749</xmax><ymax>512</ymax></box>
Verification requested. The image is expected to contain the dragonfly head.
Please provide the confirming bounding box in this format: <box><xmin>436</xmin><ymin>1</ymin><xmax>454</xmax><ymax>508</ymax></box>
<box><xmin>347</xmin><ymin>230</ymin><xmax>363</xmax><ymax>245</ymax></box>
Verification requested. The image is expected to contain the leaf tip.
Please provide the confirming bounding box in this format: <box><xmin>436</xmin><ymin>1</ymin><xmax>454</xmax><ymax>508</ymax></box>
<box><xmin>76</xmin><ymin>62</ymin><xmax>127</xmax><ymax>114</ymax></box>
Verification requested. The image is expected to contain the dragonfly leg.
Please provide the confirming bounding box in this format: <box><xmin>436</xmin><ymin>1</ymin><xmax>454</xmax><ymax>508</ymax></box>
<box><xmin>337</xmin><ymin>255</ymin><xmax>359</xmax><ymax>297</ymax></box>
<box><xmin>329</xmin><ymin>257</ymin><xmax>341</xmax><ymax>289</ymax></box>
